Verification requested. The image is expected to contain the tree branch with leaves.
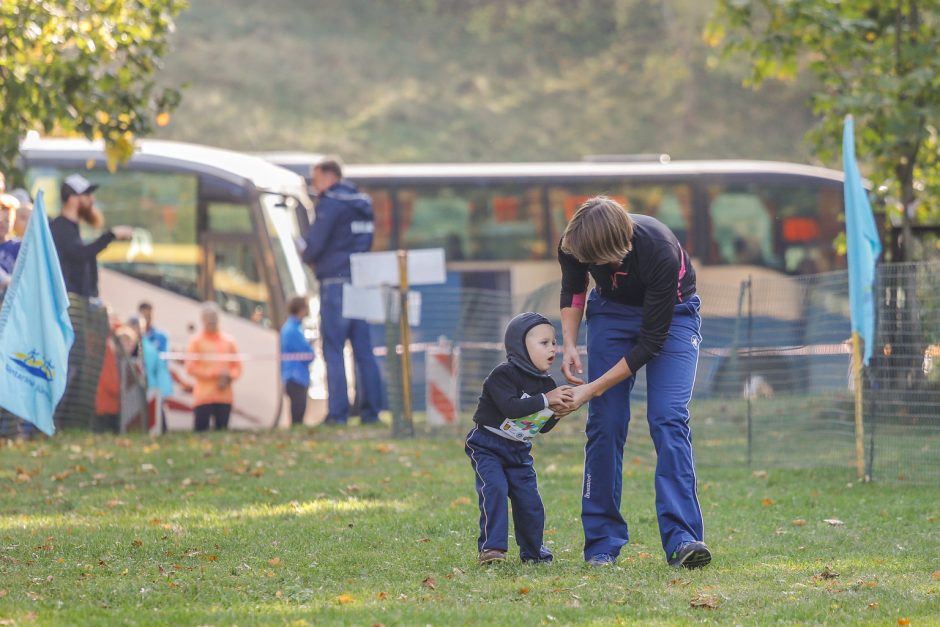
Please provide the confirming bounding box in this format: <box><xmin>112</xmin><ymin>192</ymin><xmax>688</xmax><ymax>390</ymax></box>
<box><xmin>707</xmin><ymin>0</ymin><xmax>940</xmax><ymax>260</ymax></box>
<box><xmin>0</xmin><ymin>0</ymin><xmax>188</xmax><ymax>177</ymax></box>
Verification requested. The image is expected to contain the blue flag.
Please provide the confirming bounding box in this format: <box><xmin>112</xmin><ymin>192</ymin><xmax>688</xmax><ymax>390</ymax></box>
<box><xmin>0</xmin><ymin>191</ymin><xmax>74</xmax><ymax>435</ymax></box>
<box><xmin>843</xmin><ymin>115</ymin><xmax>882</xmax><ymax>366</ymax></box>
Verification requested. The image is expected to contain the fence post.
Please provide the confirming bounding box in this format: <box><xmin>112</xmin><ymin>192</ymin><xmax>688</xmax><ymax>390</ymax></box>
<box><xmin>746</xmin><ymin>275</ymin><xmax>753</xmax><ymax>468</ymax></box>
<box><xmin>394</xmin><ymin>250</ymin><xmax>415</xmax><ymax>438</ymax></box>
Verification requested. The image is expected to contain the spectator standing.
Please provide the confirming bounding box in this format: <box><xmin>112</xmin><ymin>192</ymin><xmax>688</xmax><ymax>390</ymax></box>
<box><xmin>49</xmin><ymin>174</ymin><xmax>133</xmax><ymax>429</ymax></box>
<box><xmin>10</xmin><ymin>188</ymin><xmax>33</xmax><ymax>239</ymax></box>
<box><xmin>302</xmin><ymin>158</ymin><xmax>383</xmax><ymax>426</ymax></box>
<box><xmin>49</xmin><ymin>174</ymin><xmax>133</xmax><ymax>298</ymax></box>
<box><xmin>185</xmin><ymin>302</ymin><xmax>242</xmax><ymax>431</ymax></box>
<box><xmin>0</xmin><ymin>193</ymin><xmax>24</xmax><ymax>437</ymax></box>
<box><xmin>280</xmin><ymin>295</ymin><xmax>315</xmax><ymax>426</ymax></box>
<box><xmin>138</xmin><ymin>302</ymin><xmax>173</xmax><ymax>433</ymax></box>
<box><xmin>0</xmin><ymin>193</ymin><xmax>21</xmax><ymax>294</ymax></box>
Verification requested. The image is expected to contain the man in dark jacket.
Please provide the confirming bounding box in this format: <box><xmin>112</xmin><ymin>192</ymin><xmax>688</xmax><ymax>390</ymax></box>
<box><xmin>50</xmin><ymin>174</ymin><xmax>133</xmax><ymax>298</ymax></box>
<box><xmin>302</xmin><ymin>158</ymin><xmax>382</xmax><ymax>426</ymax></box>
<box><xmin>49</xmin><ymin>174</ymin><xmax>132</xmax><ymax>428</ymax></box>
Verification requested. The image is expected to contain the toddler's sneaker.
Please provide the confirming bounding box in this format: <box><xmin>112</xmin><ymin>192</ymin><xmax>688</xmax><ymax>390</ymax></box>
<box><xmin>479</xmin><ymin>549</ymin><xmax>507</xmax><ymax>565</ymax></box>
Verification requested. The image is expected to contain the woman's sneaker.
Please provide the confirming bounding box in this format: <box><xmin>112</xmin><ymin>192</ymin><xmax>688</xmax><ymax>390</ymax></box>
<box><xmin>479</xmin><ymin>549</ymin><xmax>507</xmax><ymax>565</ymax></box>
<box><xmin>668</xmin><ymin>541</ymin><xmax>712</xmax><ymax>569</ymax></box>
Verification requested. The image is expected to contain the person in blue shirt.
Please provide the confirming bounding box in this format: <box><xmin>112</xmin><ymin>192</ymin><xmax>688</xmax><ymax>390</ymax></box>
<box><xmin>280</xmin><ymin>295</ymin><xmax>315</xmax><ymax>426</ymax></box>
<box><xmin>138</xmin><ymin>301</ymin><xmax>169</xmax><ymax>354</ymax></box>
<box><xmin>302</xmin><ymin>158</ymin><xmax>383</xmax><ymax>426</ymax></box>
<box><xmin>0</xmin><ymin>193</ymin><xmax>22</xmax><ymax>295</ymax></box>
<box><xmin>138</xmin><ymin>301</ymin><xmax>173</xmax><ymax>433</ymax></box>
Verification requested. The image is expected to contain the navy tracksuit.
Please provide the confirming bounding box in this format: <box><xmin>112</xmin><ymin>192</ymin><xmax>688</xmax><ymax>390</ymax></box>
<box><xmin>464</xmin><ymin>313</ymin><xmax>558</xmax><ymax>562</ymax></box>
<box><xmin>582</xmin><ymin>292</ymin><xmax>704</xmax><ymax>559</ymax></box>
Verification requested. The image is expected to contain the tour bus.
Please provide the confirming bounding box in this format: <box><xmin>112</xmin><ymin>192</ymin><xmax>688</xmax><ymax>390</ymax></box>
<box><xmin>266</xmin><ymin>153</ymin><xmax>850</xmax><ymax>398</ymax></box>
<box><xmin>20</xmin><ymin>137</ymin><xmax>320</xmax><ymax>430</ymax></box>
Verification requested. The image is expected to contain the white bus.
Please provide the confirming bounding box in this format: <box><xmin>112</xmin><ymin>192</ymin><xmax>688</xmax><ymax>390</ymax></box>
<box><xmin>20</xmin><ymin>137</ymin><xmax>322</xmax><ymax>430</ymax></box>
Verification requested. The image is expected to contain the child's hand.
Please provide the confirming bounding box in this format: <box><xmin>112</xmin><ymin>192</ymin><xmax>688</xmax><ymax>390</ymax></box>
<box><xmin>546</xmin><ymin>386</ymin><xmax>574</xmax><ymax>414</ymax></box>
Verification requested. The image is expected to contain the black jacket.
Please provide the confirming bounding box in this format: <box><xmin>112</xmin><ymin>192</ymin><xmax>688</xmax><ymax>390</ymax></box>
<box><xmin>559</xmin><ymin>214</ymin><xmax>696</xmax><ymax>373</ymax></box>
<box><xmin>49</xmin><ymin>216</ymin><xmax>116</xmax><ymax>298</ymax></box>
<box><xmin>471</xmin><ymin>312</ymin><xmax>560</xmax><ymax>439</ymax></box>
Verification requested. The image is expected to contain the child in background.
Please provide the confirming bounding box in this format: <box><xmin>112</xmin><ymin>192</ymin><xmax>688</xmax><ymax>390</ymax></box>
<box><xmin>464</xmin><ymin>312</ymin><xmax>574</xmax><ymax>565</ymax></box>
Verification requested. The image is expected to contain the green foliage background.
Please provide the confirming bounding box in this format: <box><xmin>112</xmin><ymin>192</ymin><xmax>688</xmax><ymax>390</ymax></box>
<box><xmin>152</xmin><ymin>0</ymin><xmax>820</xmax><ymax>163</ymax></box>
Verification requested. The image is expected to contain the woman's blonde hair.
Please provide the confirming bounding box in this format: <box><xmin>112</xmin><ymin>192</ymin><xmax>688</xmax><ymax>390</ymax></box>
<box><xmin>560</xmin><ymin>196</ymin><xmax>634</xmax><ymax>264</ymax></box>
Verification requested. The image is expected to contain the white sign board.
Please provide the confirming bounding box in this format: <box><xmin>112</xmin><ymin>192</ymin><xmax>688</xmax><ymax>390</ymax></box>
<box><xmin>342</xmin><ymin>284</ymin><xmax>421</xmax><ymax>325</ymax></box>
<box><xmin>350</xmin><ymin>248</ymin><xmax>446</xmax><ymax>288</ymax></box>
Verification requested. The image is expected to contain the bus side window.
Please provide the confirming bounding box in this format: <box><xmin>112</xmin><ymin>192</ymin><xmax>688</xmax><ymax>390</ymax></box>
<box><xmin>26</xmin><ymin>168</ymin><xmax>201</xmax><ymax>300</ymax></box>
<box><xmin>708</xmin><ymin>190</ymin><xmax>775</xmax><ymax>267</ymax></box>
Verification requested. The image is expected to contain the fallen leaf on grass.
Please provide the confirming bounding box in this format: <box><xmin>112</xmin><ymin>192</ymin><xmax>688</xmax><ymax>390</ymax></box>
<box><xmin>268</xmin><ymin>558</ymin><xmax>281</xmax><ymax>567</ymax></box>
<box><xmin>668</xmin><ymin>578</ymin><xmax>691</xmax><ymax>587</ymax></box>
<box><xmin>868</xmin><ymin>602</ymin><xmax>880</xmax><ymax>609</ymax></box>
<box><xmin>0</xmin><ymin>590</ymin><xmax>6</xmax><ymax>597</ymax></box>
<box><xmin>761</xmin><ymin>498</ymin><xmax>775</xmax><ymax>507</ymax></box>
<box><xmin>422</xmin><ymin>577</ymin><xmax>437</xmax><ymax>590</ymax></box>
<box><xmin>752</xmin><ymin>470</ymin><xmax>768</xmax><ymax>478</ymax></box>
<box><xmin>932</xmin><ymin>571</ymin><xmax>940</xmax><ymax>580</ymax></box>
<box><xmin>377</xmin><ymin>591</ymin><xmax>388</xmax><ymax>600</ymax></box>
<box><xmin>792</xmin><ymin>519</ymin><xmax>807</xmax><ymax>526</ymax></box>
<box><xmin>813</xmin><ymin>566</ymin><xmax>839</xmax><ymax>581</ymax></box>
<box><xmin>898</xmin><ymin>619</ymin><xmax>911</xmax><ymax>626</ymax></box>
<box><xmin>449</xmin><ymin>496</ymin><xmax>471</xmax><ymax>508</ymax></box>
<box><xmin>131</xmin><ymin>539</ymin><xmax>143</xmax><ymax>548</ymax></box>
<box><xmin>690</xmin><ymin>593</ymin><xmax>720</xmax><ymax>609</ymax></box>
<box><xmin>206</xmin><ymin>555</ymin><xmax>218</xmax><ymax>562</ymax></box>
<box><xmin>249</xmin><ymin>466</ymin><xmax>266</xmax><ymax>478</ymax></box>
<box><xmin>637</xmin><ymin>552</ymin><xmax>652</xmax><ymax>559</ymax></box>
<box><xmin>336</xmin><ymin>593</ymin><xmax>355</xmax><ymax>604</ymax></box>
<box><xmin>519</xmin><ymin>587</ymin><xmax>530</xmax><ymax>595</ymax></box>
<box><xmin>823</xmin><ymin>518</ymin><xmax>844</xmax><ymax>526</ymax></box>
<box><xmin>416</xmin><ymin>538</ymin><xmax>430</xmax><ymax>543</ymax></box>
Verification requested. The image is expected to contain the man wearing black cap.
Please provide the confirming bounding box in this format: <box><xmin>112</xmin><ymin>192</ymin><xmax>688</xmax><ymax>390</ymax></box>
<box><xmin>49</xmin><ymin>174</ymin><xmax>133</xmax><ymax>429</ymax></box>
<box><xmin>49</xmin><ymin>174</ymin><xmax>133</xmax><ymax>298</ymax></box>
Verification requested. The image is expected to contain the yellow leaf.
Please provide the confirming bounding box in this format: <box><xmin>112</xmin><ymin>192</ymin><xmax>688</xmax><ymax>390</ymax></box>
<box><xmin>519</xmin><ymin>587</ymin><xmax>529</xmax><ymax>594</ymax></box>
<box><xmin>336</xmin><ymin>593</ymin><xmax>355</xmax><ymax>604</ymax></box>
<box><xmin>156</xmin><ymin>112</ymin><xmax>171</xmax><ymax>127</ymax></box>
<box><xmin>268</xmin><ymin>558</ymin><xmax>281</xmax><ymax>567</ymax></box>
<box><xmin>96</xmin><ymin>111</ymin><xmax>110</xmax><ymax>124</ymax></box>
<box><xmin>275</xmin><ymin>590</ymin><xmax>283</xmax><ymax>598</ymax></box>
<box><xmin>761</xmin><ymin>498</ymin><xmax>775</xmax><ymax>507</ymax></box>
<box><xmin>898</xmin><ymin>619</ymin><xmax>911</xmax><ymax>626</ymax></box>
<box><xmin>791</xmin><ymin>519</ymin><xmax>807</xmax><ymax>526</ymax></box>
<box><xmin>868</xmin><ymin>602</ymin><xmax>879</xmax><ymax>609</ymax></box>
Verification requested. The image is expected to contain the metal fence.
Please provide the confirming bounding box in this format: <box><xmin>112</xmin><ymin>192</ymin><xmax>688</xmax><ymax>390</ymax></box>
<box><xmin>379</xmin><ymin>262</ymin><xmax>940</xmax><ymax>483</ymax></box>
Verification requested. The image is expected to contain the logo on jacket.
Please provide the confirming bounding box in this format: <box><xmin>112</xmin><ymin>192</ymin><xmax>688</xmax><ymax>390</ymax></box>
<box><xmin>9</xmin><ymin>350</ymin><xmax>56</xmax><ymax>381</ymax></box>
<box><xmin>350</xmin><ymin>221</ymin><xmax>374</xmax><ymax>234</ymax></box>
<box><xmin>690</xmin><ymin>336</ymin><xmax>700</xmax><ymax>350</ymax></box>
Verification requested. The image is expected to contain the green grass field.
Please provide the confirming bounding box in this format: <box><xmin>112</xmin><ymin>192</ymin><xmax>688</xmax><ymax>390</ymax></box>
<box><xmin>1</xmin><ymin>422</ymin><xmax>938</xmax><ymax>625</ymax></box>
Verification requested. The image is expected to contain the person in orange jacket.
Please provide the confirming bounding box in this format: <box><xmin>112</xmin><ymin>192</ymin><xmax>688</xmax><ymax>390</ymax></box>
<box><xmin>185</xmin><ymin>302</ymin><xmax>242</xmax><ymax>431</ymax></box>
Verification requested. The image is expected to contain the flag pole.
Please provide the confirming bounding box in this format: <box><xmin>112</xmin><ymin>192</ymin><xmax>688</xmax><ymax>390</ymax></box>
<box><xmin>851</xmin><ymin>331</ymin><xmax>866</xmax><ymax>481</ymax></box>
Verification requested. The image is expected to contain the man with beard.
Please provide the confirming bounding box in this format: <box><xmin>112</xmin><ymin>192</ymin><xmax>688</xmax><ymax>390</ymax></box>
<box><xmin>50</xmin><ymin>174</ymin><xmax>133</xmax><ymax>428</ymax></box>
<box><xmin>50</xmin><ymin>174</ymin><xmax>133</xmax><ymax>297</ymax></box>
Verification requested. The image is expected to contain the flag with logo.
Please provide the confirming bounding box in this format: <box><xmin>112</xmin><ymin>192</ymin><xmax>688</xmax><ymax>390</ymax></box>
<box><xmin>0</xmin><ymin>191</ymin><xmax>74</xmax><ymax>435</ymax></box>
<box><xmin>843</xmin><ymin>115</ymin><xmax>883</xmax><ymax>366</ymax></box>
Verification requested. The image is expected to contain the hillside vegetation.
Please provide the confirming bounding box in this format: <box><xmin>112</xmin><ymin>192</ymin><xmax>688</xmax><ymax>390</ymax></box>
<box><xmin>154</xmin><ymin>0</ymin><xmax>820</xmax><ymax>164</ymax></box>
